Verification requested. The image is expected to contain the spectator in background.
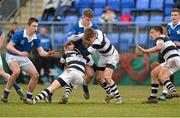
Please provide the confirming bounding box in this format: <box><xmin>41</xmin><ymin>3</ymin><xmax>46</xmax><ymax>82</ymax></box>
<box><xmin>54</xmin><ymin>0</ymin><xmax>75</xmax><ymax>21</ymax></box>
<box><xmin>34</xmin><ymin>26</ymin><xmax>52</xmax><ymax>84</ymax></box>
<box><xmin>7</xmin><ymin>22</ymin><xmax>19</xmax><ymax>43</ymax></box>
<box><xmin>42</xmin><ymin>0</ymin><xmax>58</xmax><ymax>21</ymax></box>
<box><xmin>99</xmin><ymin>6</ymin><xmax>117</xmax><ymax>33</ymax></box>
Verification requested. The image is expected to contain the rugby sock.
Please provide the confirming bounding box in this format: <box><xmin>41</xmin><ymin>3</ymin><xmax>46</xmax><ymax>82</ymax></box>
<box><xmin>26</xmin><ymin>92</ymin><xmax>33</xmax><ymax>99</ymax></box>
<box><xmin>3</xmin><ymin>88</ymin><xmax>10</xmax><ymax>96</ymax></box>
<box><xmin>100</xmin><ymin>82</ymin><xmax>112</xmax><ymax>96</ymax></box>
<box><xmin>150</xmin><ymin>84</ymin><xmax>159</xmax><ymax>98</ymax></box>
<box><xmin>109</xmin><ymin>82</ymin><xmax>121</xmax><ymax>100</ymax></box>
<box><xmin>64</xmin><ymin>84</ymin><xmax>73</xmax><ymax>97</ymax></box>
<box><xmin>34</xmin><ymin>89</ymin><xmax>50</xmax><ymax>102</ymax></box>
<box><xmin>83</xmin><ymin>81</ymin><xmax>88</xmax><ymax>86</ymax></box>
<box><xmin>164</xmin><ymin>80</ymin><xmax>176</xmax><ymax>93</ymax></box>
<box><xmin>13</xmin><ymin>82</ymin><xmax>21</xmax><ymax>91</ymax></box>
<box><xmin>162</xmin><ymin>86</ymin><xmax>168</xmax><ymax>96</ymax></box>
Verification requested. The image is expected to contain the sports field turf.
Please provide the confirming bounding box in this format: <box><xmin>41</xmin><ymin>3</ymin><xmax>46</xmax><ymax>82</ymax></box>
<box><xmin>0</xmin><ymin>85</ymin><xmax>180</xmax><ymax>117</ymax></box>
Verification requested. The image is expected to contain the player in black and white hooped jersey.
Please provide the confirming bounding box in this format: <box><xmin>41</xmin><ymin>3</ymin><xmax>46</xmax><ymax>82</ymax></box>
<box><xmin>138</xmin><ymin>26</ymin><xmax>180</xmax><ymax>104</ymax></box>
<box><xmin>30</xmin><ymin>40</ymin><xmax>93</xmax><ymax>104</ymax></box>
<box><xmin>82</xmin><ymin>28</ymin><xmax>122</xmax><ymax>104</ymax></box>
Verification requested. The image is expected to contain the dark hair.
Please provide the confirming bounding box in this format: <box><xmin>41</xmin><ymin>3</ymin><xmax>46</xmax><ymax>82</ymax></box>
<box><xmin>151</xmin><ymin>26</ymin><xmax>163</xmax><ymax>34</ymax></box>
<box><xmin>172</xmin><ymin>8</ymin><xmax>180</xmax><ymax>15</ymax></box>
<box><xmin>27</xmin><ymin>17</ymin><xmax>38</xmax><ymax>26</ymax></box>
<box><xmin>12</xmin><ymin>21</ymin><xmax>19</xmax><ymax>25</ymax></box>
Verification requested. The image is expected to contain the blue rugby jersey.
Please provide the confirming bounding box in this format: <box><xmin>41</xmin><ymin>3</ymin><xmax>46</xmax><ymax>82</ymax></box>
<box><xmin>68</xmin><ymin>19</ymin><xmax>98</xmax><ymax>51</ymax></box>
<box><xmin>167</xmin><ymin>22</ymin><xmax>180</xmax><ymax>49</ymax></box>
<box><xmin>8</xmin><ymin>29</ymin><xmax>41</xmax><ymax>54</ymax></box>
<box><xmin>0</xmin><ymin>30</ymin><xmax>2</xmax><ymax>36</ymax></box>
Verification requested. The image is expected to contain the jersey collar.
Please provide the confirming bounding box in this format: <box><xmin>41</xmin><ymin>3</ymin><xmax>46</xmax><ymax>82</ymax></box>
<box><xmin>79</xmin><ymin>18</ymin><xmax>92</xmax><ymax>28</ymax></box>
<box><xmin>23</xmin><ymin>29</ymin><xmax>37</xmax><ymax>42</ymax></box>
<box><xmin>168</xmin><ymin>21</ymin><xmax>180</xmax><ymax>29</ymax></box>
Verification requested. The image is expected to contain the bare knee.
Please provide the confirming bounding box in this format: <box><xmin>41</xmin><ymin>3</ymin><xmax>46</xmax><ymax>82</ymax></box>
<box><xmin>30</xmin><ymin>72</ymin><xmax>39</xmax><ymax>80</ymax></box>
<box><xmin>12</xmin><ymin>70</ymin><xmax>21</xmax><ymax>78</ymax></box>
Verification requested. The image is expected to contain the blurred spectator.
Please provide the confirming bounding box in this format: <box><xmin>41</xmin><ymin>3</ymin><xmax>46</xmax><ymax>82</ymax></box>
<box><xmin>42</xmin><ymin>0</ymin><xmax>58</xmax><ymax>21</ymax></box>
<box><xmin>54</xmin><ymin>0</ymin><xmax>75</xmax><ymax>21</ymax></box>
<box><xmin>34</xmin><ymin>27</ymin><xmax>52</xmax><ymax>83</ymax></box>
<box><xmin>120</xmin><ymin>14</ymin><xmax>131</xmax><ymax>27</ymax></box>
<box><xmin>99</xmin><ymin>6</ymin><xmax>117</xmax><ymax>33</ymax></box>
<box><xmin>7</xmin><ymin>21</ymin><xmax>19</xmax><ymax>43</ymax></box>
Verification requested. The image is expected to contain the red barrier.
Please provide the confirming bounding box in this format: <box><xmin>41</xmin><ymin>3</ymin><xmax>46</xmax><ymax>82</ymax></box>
<box><xmin>112</xmin><ymin>52</ymin><xmax>150</xmax><ymax>82</ymax></box>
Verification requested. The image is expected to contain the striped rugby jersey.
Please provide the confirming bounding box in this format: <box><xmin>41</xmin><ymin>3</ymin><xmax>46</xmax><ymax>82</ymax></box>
<box><xmin>157</xmin><ymin>35</ymin><xmax>180</xmax><ymax>61</ymax></box>
<box><xmin>86</xmin><ymin>30</ymin><xmax>116</xmax><ymax>56</ymax></box>
<box><xmin>60</xmin><ymin>49</ymin><xmax>92</xmax><ymax>74</ymax></box>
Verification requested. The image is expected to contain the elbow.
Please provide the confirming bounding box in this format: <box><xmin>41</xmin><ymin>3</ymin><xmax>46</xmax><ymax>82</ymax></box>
<box><xmin>6</xmin><ymin>44</ymin><xmax>11</xmax><ymax>51</ymax></box>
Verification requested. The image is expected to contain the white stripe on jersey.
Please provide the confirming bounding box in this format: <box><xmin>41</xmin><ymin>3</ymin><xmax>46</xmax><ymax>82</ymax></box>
<box><xmin>88</xmin><ymin>30</ymin><xmax>115</xmax><ymax>56</ymax></box>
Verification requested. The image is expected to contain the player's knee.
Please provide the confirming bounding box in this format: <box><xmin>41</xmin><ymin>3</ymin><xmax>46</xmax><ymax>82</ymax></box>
<box><xmin>12</xmin><ymin>70</ymin><xmax>21</xmax><ymax>78</ymax></box>
<box><xmin>31</xmin><ymin>72</ymin><xmax>39</xmax><ymax>80</ymax></box>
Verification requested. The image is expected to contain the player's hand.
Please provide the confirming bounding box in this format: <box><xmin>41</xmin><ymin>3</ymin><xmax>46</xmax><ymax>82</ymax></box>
<box><xmin>137</xmin><ymin>45</ymin><xmax>148</xmax><ymax>53</ymax></box>
<box><xmin>19</xmin><ymin>51</ymin><xmax>28</xmax><ymax>57</ymax></box>
<box><xmin>48</xmin><ymin>50</ymin><xmax>59</xmax><ymax>56</ymax></box>
<box><xmin>68</xmin><ymin>35</ymin><xmax>79</xmax><ymax>41</ymax></box>
<box><xmin>151</xmin><ymin>61</ymin><xmax>160</xmax><ymax>69</ymax></box>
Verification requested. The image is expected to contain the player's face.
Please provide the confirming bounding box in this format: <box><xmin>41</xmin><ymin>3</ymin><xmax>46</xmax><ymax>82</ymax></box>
<box><xmin>67</xmin><ymin>43</ymin><xmax>74</xmax><ymax>50</ymax></box>
<box><xmin>29</xmin><ymin>22</ymin><xmax>38</xmax><ymax>34</ymax></box>
<box><xmin>82</xmin><ymin>16</ymin><xmax>92</xmax><ymax>27</ymax></box>
<box><xmin>171</xmin><ymin>12</ymin><xmax>180</xmax><ymax>24</ymax></box>
<box><xmin>150</xmin><ymin>29</ymin><xmax>159</xmax><ymax>40</ymax></box>
<box><xmin>12</xmin><ymin>24</ymin><xmax>19</xmax><ymax>31</ymax></box>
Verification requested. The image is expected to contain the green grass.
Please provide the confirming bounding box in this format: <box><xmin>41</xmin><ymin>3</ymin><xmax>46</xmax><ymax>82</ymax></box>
<box><xmin>0</xmin><ymin>85</ymin><xmax>180</xmax><ymax>117</ymax></box>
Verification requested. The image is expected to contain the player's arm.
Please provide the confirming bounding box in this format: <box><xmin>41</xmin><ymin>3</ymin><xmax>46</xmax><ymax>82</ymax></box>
<box><xmin>174</xmin><ymin>41</ymin><xmax>180</xmax><ymax>47</ymax></box>
<box><xmin>0</xmin><ymin>33</ymin><xmax>4</xmax><ymax>48</ymax></box>
<box><xmin>37</xmin><ymin>47</ymin><xmax>58</xmax><ymax>57</ymax></box>
<box><xmin>6</xmin><ymin>41</ymin><xmax>28</xmax><ymax>57</ymax></box>
<box><xmin>138</xmin><ymin>43</ymin><xmax>163</xmax><ymax>53</ymax></box>
<box><xmin>68</xmin><ymin>33</ymin><xmax>84</xmax><ymax>41</ymax></box>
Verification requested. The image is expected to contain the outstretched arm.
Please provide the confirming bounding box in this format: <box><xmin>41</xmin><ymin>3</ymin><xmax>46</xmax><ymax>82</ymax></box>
<box><xmin>138</xmin><ymin>43</ymin><xmax>163</xmax><ymax>53</ymax></box>
<box><xmin>37</xmin><ymin>47</ymin><xmax>59</xmax><ymax>57</ymax></box>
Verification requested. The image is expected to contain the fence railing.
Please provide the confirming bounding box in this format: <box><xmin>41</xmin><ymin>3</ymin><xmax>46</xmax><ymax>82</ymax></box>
<box><xmin>0</xmin><ymin>21</ymin><xmax>166</xmax><ymax>54</ymax></box>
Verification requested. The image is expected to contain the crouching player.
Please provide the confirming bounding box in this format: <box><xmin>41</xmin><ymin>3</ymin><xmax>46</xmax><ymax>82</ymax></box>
<box><xmin>30</xmin><ymin>41</ymin><xmax>93</xmax><ymax>104</ymax></box>
<box><xmin>138</xmin><ymin>26</ymin><xmax>180</xmax><ymax>104</ymax></box>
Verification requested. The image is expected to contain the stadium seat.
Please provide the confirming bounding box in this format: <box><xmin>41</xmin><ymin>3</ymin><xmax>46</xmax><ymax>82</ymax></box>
<box><xmin>164</xmin><ymin>7</ymin><xmax>173</xmax><ymax>16</ymax></box>
<box><xmin>135</xmin><ymin>15</ymin><xmax>149</xmax><ymax>27</ymax></box>
<box><xmin>119</xmin><ymin>33</ymin><xmax>133</xmax><ymax>52</ymax></box>
<box><xmin>94</xmin><ymin>8</ymin><xmax>104</xmax><ymax>16</ymax></box>
<box><xmin>150</xmin><ymin>0</ymin><xmax>164</xmax><ymax>10</ymax></box>
<box><xmin>107</xmin><ymin>0</ymin><xmax>121</xmax><ymax>11</ymax></box>
<box><xmin>53</xmin><ymin>33</ymin><xmax>65</xmax><ymax>49</ymax></box>
<box><xmin>149</xmin><ymin>15</ymin><xmax>163</xmax><ymax>26</ymax></box>
<box><xmin>164</xmin><ymin>16</ymin><xmax>171</xmax><ymax>23</ymax></box>
<box><xmin>106</xmin><ymin>33</ymin><xmax>119</xmax><ymax>44</ymax></box>
<box><xmin>93</xmin><ymin>0</ymin><xmax>106</xmax><ymax>8</ymax></box>
<box><xmin>121</xmin><ymin>8</ymin><xmax>131</xmax><ymax>14</ymax></box>
<box><xmin>136</xmin><ymin>0</ymin><xmax>149</xmax><ymax>10</ymax></box>
<box><xmin>165</xmin><ymin>0</ymin><xmax>175</xmax><ymax>7</ymax></box>
<box><xmin>64</xmin><ymin>16</ymin><xmax>78</xmax><ymax>23</ymax></box>
<box><xmin>75</xmin><ymin>0</ymin><xmax>92</xmax><ymax>8</ymax></box>
<box><xmin>121</xmin><ymin>0</ymin><xmax>134</xmax><ymax>8</ymax></box>
<box><xmin>137</xmin><ymin>32</ymin><xmax>148</xmax><ymax>46</ymax></box>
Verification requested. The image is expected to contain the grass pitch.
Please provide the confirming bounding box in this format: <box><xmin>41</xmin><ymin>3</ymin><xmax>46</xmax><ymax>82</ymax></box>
<box><xmin>0</xmin><ymin>85</ymin><xmax>180</xmax><ymax>117</ymax></box>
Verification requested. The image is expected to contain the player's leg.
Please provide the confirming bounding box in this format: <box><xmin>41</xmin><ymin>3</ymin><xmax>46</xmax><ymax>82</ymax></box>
<box><xmin>159</xmin><ymin>61</ymin><xmax>180</xmax><ymax>99</ymax></box>
<box><xmin>104</xmin><ymin>67</ymin><xmax>122</xmax><ymax>104</ymax></box>
<box><xmin>58</xmin><ymin>84</ymin><xmax>73</xmax><ymax>104</ymax></box>
<box><xmin>33</xmin><ymin>77</ymin><xmax>67</xmax><ymax>104</ymax></box>
<box><xmin>82</xmin><ymin>66</ymin><xmax>94</xmax><ymax>99</ymax></box>
<box><xmin>1</xmin><ymin>61</ymin><xmax>21</xmax><ymax>103</ymax></box>
<box><xmin>143</xmin><ymin>65</ymin><xmax>161</xmax><ymax>104</ymax></box>
<box><xmin>21</xmin><ymin>62</ymin><xmax>39</xmax><ymax>103</ymax></box>
<box><xmin>97</xmin><ymin>70</ymin><xmax>114</xmax><ymax>103</ymax></box>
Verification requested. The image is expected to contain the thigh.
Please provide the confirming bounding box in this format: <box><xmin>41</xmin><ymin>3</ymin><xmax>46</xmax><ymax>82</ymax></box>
<box><xmin>8</xmin><ymin>60</ymin><xmax>21</xmax><ymax>73</ymax></box>
<box><xmin>22</xmin><ymin>63</ymin><xmax>38</xmax><ymax>76</ymax></box>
